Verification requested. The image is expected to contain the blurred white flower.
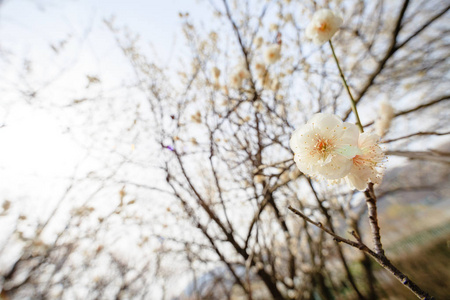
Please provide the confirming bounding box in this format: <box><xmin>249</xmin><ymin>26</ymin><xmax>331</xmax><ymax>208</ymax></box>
<box><xmin>253</xmin><ymin>100</ymin><xmax>264</xmax><ymax>112</ymax></box>
<box><xmin>375</xmin><ymin>101</ymin><xmax>395</xmax><ymax>137</ymax></box>
<box><xmin>305</xmin><ymin>9</ymin><xmax>343</xmax><ymax>45</ymax></box>
<box><xmin>191</xmin><ymin>111</ymin><xmax>202</xmax><ymax>123</ymax></box>
<box><xmin>264</xmin><ymin>44</ymin><xmax>281</xmax><ymax>64</ymax></box>
<box><xmin>345</xmin><ymin>133</ymin><xmax>385</xmax><ymax>191</ymax></box>
<box><xmin>209</xmin><ymin>31</ymin><xmax>218</xmax><ymax>42</ymax></box>
<box><xmin>254</xmin><ymin>174</ymin><xmax>265</xmax><ymax>184</ymax></box>
<box><xmin>253</xmin><ymin>62</ymin><xmax>266</xmax><ymax>78</ymax></box>
<box><xmin>254</xmin><ymin>36</ymin><xmax>264</xmax><ymax>48</ymax></box>
<box><xmin>284</xmin><ymin>13</ymin><xmax>293</xmax><ymax>23</ymax></box>
<box><xmin>211</xmin><ymin>66</ymin><xmax>221</xmax><ymax>80</ymax></box>
<box><xmin>270</xmin><ymin>78</ymin><xmax>280</xmax><ymax>90</ymax></box>
<box><xmin>229</xmin><ymin>66</ymin><xmax>251</xmax><ymax>89</ymax></box>
<box><xmin>290</xmin><ymin>113</ymin><xmax>360</xmax><ymax>179</ymax></box>
<box><xmin>190</xmin><ymin>137</ymin><xmax>198</xmax><ymax>145</ymax></box>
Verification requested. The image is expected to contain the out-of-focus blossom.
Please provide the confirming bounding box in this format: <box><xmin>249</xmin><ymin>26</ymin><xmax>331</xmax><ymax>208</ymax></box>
<box><xmin>191</xmin><ymin>111</ymin><xmax>202</xmax><ymax>123</ymax></box>
<box><xmin>264</xmin><ymin>44</ymin><xmax>281</xmax><ymax>64</ymax></box>
<box><xmin>270</xmin><ymin>78</ymin><xmax>280</xmax><ymax>90</ymax></box>
<box><xmin>209</xmin><ymin>31</ymin><xmax>218</xmax><ymax>42</ymax></box>
<box><xmin>254</xmin><ymin>62</ymin><xmax>266</xmax><ymax>78</ymax></box>
<box><xmin>253</xmin><ymin>100</ymin><xmax>264</xmax><ymax>112</ymax></box>
<box><xmin>254</xmin><ymin>36</ymin><xmax>264</xmax><ymax>48</ymax></box>
<box><xmin>211</xmin><ymin>66</ymin><xmax>221</xmax><ymax>80</ymax></box>
<box><xmin>290</xmin><ymin>113</ymin><xmax>360</xmax><ymax>179</ymax></box>
<box><xmin>229</xmin><ymin>66</ymin><xmax>251</xmax><ymax>89</ymax></box>
<box><xmin>284</xmin><ymin>13</ymin><xmax>293</xmax><ymax>23</ymax></box>
<box><xmin>345</xmin><ymin>133</ymin><xmax>385</xmax><ymax>191</ymax></box>
<box><xmin>190</xmin><ymin>137</ymin><xmax>198</xmax><ymax>145</ymax></box>
<box><xmin>305</xmin><ymin>9</ymin><xmax>343</xmax><ymax>45</ymax></box>
<box><xmin>254</xmin><ymin>174</ymin><xmax>265</xmax><ymax>184</ymax></box>
<box><xmin>375</xmin><ymin>101</ymin><xmax>395</xmax><ymax>137</ymax></box>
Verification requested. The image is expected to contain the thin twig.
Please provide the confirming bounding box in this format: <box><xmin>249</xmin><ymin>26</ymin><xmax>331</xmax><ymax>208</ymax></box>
<box><xmin>386</xmin><ymin>150</ymin><xmax>450</xmax><ymax>163</ymax></box>
<box><xmin>288</xmin><ymin>206</ymin><xmax>372</xmax><ymax>252</ymax></box>
<box><xmin>381</xmin><ymin>131</ymin><xmax>450</xmax><ymax>143</ymax></box>
<box><xmin>329</xmin><ymin>40</ymin><xmax>364</xmax><ymax>133</ymax></box>
<box><xmin>342</xmin><ymin>0</ymin><xmax>411</xmax><ymax>121</ymax></box>
<box><xmin>364</xmin><ymin>94</ymin><xmax>450</xmax><ymax>127</ymax></box>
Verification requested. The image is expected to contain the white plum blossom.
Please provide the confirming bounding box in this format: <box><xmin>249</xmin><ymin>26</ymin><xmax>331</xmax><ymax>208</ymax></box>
<box><xmin>305</xmin><ymin>9</ymin><xmax>343</xmax><ymax>45</ymax></box>
<box><xmin>264</xmin><ymin>44</ymin><xmax>281</xmax><ymax>64</ymax></box>
<box><xmin>345</xmin><ymin>133</ymin><xmax>385</xmax><ymax>191</ymax></box>
<box><xmin>290</xmin><ymin>113</ymin><xmax>360</xmax><ymax>179</ymax></box>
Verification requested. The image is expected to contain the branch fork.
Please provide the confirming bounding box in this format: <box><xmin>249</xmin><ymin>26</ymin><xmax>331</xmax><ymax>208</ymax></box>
<box><xmin>288</xmin><ymin>182</ymin><xmax>434</xmax><ymax>299</ymax></box>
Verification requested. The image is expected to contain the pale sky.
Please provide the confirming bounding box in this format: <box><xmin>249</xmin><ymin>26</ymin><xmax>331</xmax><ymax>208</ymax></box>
<box><xmin>0</xmin><ymin>2</ymin><xmax>213</xmax><ymax>296</ymax></box>
<box><xmin>0</xmin><ymin>0</ymin><xmax>210</xmax><ymax>196</ymax></box>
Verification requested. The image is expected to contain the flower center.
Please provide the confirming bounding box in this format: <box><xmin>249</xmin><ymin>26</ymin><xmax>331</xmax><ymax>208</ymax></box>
<box><xmin>352</xmin><ymin>155</ymin><xmax>364</xmax><ymax>166</ymax></box>
<box><xmin>353</xmin><ymin>153</ymin><xmax>378</xmax><ymax>168</ymax></box>
<box><xmin>317</xmin><ymin>22</ymin><xmax>328</xmax><ymax>32</ymax></box>
<box><xmin>314</xmin><ymin>138</ymin><xmax>333</xmax><ymax>155</ymax></box>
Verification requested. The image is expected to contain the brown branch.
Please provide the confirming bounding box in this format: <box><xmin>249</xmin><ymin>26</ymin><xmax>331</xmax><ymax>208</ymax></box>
<box><xmin>381</xmin><ymin>131</ymin><xmax>450</xmax><ymax>143</ymax></box>
<box><xmin>393</xmin><ymin>95</ymin><xmax>450</xmax><ymax>117</ymax></box>
<box><xmin>288</xmin><ymin>201</ymin><xmax>435</xmax><ymax>299</ymax></box>
<box><xmin>306</xmin><ymin>179</ymin><xmax>366</xmax><ymax>299</ymax></box>
<box><xmin>363</xmin><ymin>183</ymin><xmax>384</xmax><ymax>255</ymax></box>
<box><xmin>395</xmin><ymin>4</ymin><xmax>450</xmax><ymax>51</ymax></box>
<box><xmin>287</xmin><ymin>206</ymin><xmax>372</xmax><ymax>253</ymax></box>
<box><xmin>386</xmin><ymin>150</ymin><xmax>450</xmax><ymax>163</ymax></box>
<box><xmin>164</xmin><ymin>165</ymin><xmax>250</xmax><ymax>294</ymax></box>
<box><xmin>364</xmin><ymin>94</ymin><xmax>450</xmax><ymax>127</ymax></box>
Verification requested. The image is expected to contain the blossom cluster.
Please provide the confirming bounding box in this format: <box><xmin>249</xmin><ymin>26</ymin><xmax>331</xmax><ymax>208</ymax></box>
<box><xmin>290</xmin><ymin>113</ymin><xmax>384</xmax><ymax>191</ymax></box>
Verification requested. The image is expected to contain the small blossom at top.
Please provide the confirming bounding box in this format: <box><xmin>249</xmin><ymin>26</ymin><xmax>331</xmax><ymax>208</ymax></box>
<box><xmin>305</xmin><ymin>9</ymin><xmax>343</xmax><ymax>45</ymax></box>
<box><xmin>345</xmin><ymin>133</ymin><xmax>385</xmax><ymax>191</ymax></box>
<box><xmin>290</xmin><ymin>113</ymin><xmax>360</xmax><ymax>180</ymax></box>
<box><xmin>264</xmin><ymin>44</ymin><xmax>281</xmax><ymax>65</ymax></box>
